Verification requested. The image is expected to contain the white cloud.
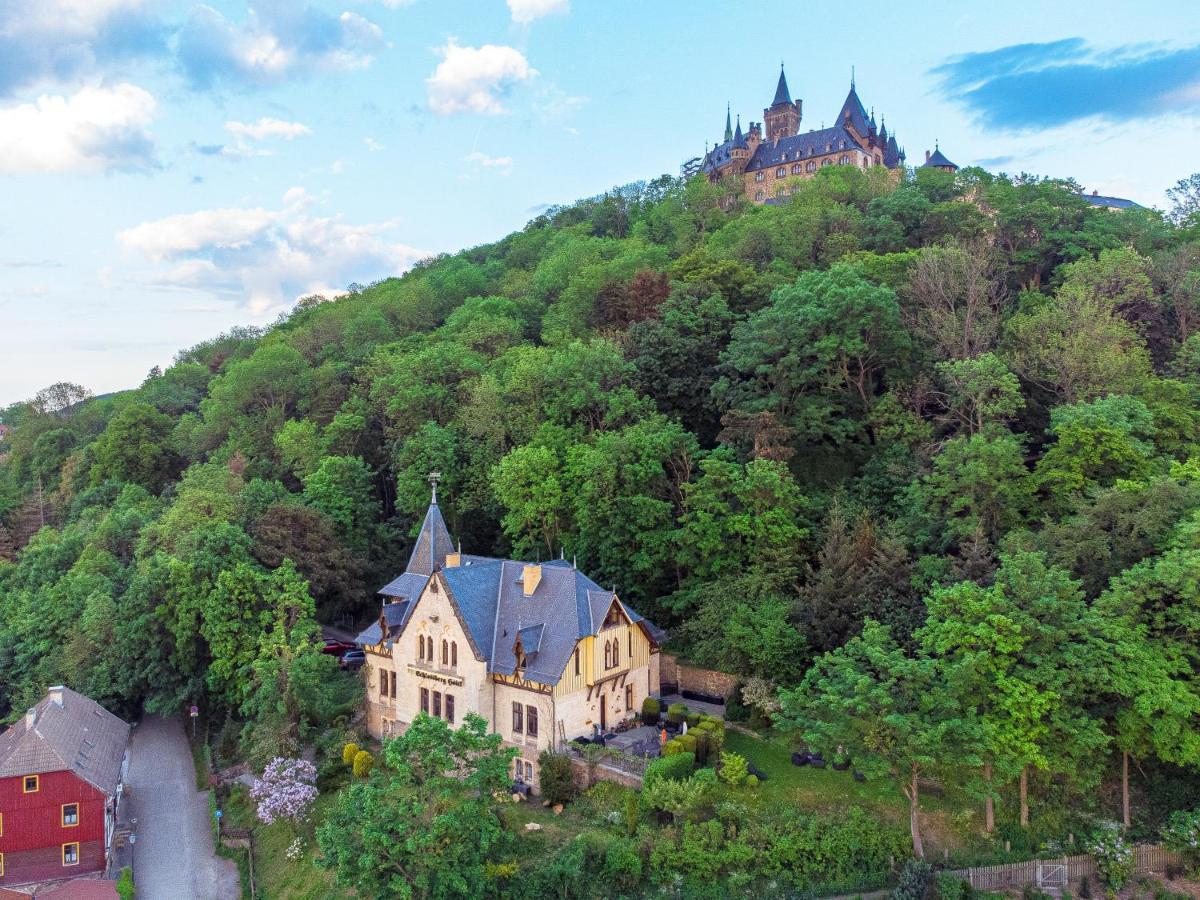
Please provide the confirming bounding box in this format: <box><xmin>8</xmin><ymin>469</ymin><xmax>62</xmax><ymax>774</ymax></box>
<box><xmin>225</xmin><ymin>117</ymin><xmax>311</xmax><ymax>141</ymax></box>
<box><xmin>426</xmin><ymin>39</ymin><xmax>536</xmax><ymax>115</ymax></box>
<box><xmin>117</xmin><ymin>188</ymin><xmax>426</xmax><ymax>315</ymax></box>
<box><xmin>364</xmin><ymin>137</ymin><xmax>384</xmax><ymax>151</ymax></box>
<box><xmin>507</xmin><ymin>0</ymin><xmax>569</xmax><ymax>24</ymax></box>
<box><xmin>0</xmin><ymin>83</ymin><xmax>156</xmax><ymax>174</ymax></box>
<box><xmin>464</xmin><ymin>150</ymin><xmax>513</xmax><ymax>175</ymax></box>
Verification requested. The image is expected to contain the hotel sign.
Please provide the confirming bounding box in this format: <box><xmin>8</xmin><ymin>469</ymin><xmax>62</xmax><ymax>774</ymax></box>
<box><xmin>407</xmin><ymin>664</ymin><xmax>464</xmax><ymax>687</ymax></box>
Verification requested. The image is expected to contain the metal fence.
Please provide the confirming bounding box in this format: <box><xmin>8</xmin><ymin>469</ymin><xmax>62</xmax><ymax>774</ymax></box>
<box><xmin>562</xmin><ymin>743</ymin><xmax>652</xmax><ymax>781</ymax></box>
<box><xmin>947</xmin><ymin>845</ymin><xmax>1185</xmax><ymax>892</ymax></box>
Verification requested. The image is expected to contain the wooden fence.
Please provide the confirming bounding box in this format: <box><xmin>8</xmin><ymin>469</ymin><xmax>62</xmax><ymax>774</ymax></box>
<box><xmin>947</xmin><ymin>845</ymin><xmax>1184</xmax><ymax>892</ymax></box>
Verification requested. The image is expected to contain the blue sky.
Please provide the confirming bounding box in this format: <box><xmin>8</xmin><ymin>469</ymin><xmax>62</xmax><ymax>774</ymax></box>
<box><xmin>2</xmin><ymin>0</ymin><xmax>1199</xmax><ymax>405</ymax></box>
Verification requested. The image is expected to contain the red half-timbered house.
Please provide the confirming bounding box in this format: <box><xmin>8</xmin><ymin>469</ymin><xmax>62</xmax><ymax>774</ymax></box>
<box><xmin>0</xmin><ymin>687</ymin><xmax>130</xmax><ymax>888</ymax></box>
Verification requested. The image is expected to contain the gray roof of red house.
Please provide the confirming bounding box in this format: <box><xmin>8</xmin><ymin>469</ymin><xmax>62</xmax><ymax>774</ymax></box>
<box><xmin>922</xmin><ymin>146</ymin><xmax>957</xmax><ymax>169</ymax></box>
<box><xmin>0</xmin><ymin>687</ymin><xmax>130</xmax><ymax>796</ymax></box>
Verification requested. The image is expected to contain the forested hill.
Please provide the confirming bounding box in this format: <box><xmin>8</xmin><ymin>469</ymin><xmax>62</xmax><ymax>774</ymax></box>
<box><xmin>2</xmin><ymin>165</ymin><xmax>1200</xmax><ymax>791</ymax></box>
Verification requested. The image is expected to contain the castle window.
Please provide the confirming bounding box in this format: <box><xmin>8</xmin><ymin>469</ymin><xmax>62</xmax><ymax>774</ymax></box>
<box><xmin>574</xmin><ymin>647</ymin><xmax>580</xmax><ymax>676</ymax></box>
<box><xmin>863</xmin><ymin>158</ymin><xmax>870</xmax><ymax>169</ymax></box>
<box><xmin>445</xmin><ymin>694</ymin><xmax>455</xmax><ymax>724</ymax></box>
<box><xmin>451</xmin><ymin>641</ymin><xmax>458</xmax><ymax>669</ymax></box>
<box><xmin>613</xmin><ymin>638</ymin><xmax>619</xmax><ymax>668</ymax></box>
<box><xmin>603</xmin><ymin>640</ymin><xmax>611</xmax><ymax>669</ymax></box>
<box><xmin>754</xmin><ymin>171</ymin><xmax>764</xmax><ymax>182</ymax></box>
<box><xmin>379</xmin><ymin>668</ymin><xmax>387</xmax><ymax>696</ymax></box>
<box><xmin>754</xmin><ymin>190</ymin><xmax>764</xmax><ymax>201</ymax></box>
<box><xmin>442</xmin><ymin>639</ymin><xmax>448</xmax><ymax>666</ymax></box>
<box><xmin>512</xmin><ymin>702</ymin><xmax>523</xmax><ymax>734</ymax></box>
<box><xmin>390</xmin><ymin>671</ymin><xmax>397</xmax><ymax>698</ymax></box>
<box><xmin>776</xmin><ymin>166</ymin><xmax>786</xmax><ymax>177</ymax></box>
<box><xmin>526</xmin><ymin>705</ymin><xmax>539</xmax><ymax>738</ymax></box>
<box><xmin>822</xmin><ymin>158</ymin><xmax>832</xmax><ymax>167</ymax></box>
<box><xmin>825</xmin><ymin>144</ymin><xmax>831</xmax><ymax>152</ymax></box>
<box><xmin>421</xmin><ymin>687</ymin><xmax>429</xmax><ymax>714</ymax></box>
<box><xmin>839</xmin><ymin>155</ymin><xmax>850</xmax><ymax>165</ymax></box>
<box><xmin>806</xmin><ymin>161</ymin><xmax>816</xmax><ymax>173</ymax></box>
<box><xmin>416</xmin><ymin>635</ymin><xmax>423</xmax><ymax>660</ymax></box>
<box><xmin>792</xmin><ymin>164</ymin><xmax>802</xmax><ymax>175</ymax></box>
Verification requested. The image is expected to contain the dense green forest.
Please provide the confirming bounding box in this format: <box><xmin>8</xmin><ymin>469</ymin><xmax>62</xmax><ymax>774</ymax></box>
<box><xmin>3</xmin><ymin>164</ymin><xmax>1200</xmax><ymax>859</ymax></box>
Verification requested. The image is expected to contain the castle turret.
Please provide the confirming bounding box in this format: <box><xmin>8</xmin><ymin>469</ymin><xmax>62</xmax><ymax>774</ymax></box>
<box><xmin>763</xmin><ymin>64</ymin><xmax>802</xmax><ymax>143</ymax></box>
<box><xmin>922</xmin><ymin>142</ymin><xmax>958</xmax><ymax>172</ymax></box>
<box><xmin>723</xmin><ymin>103</ymin><xmax>732</xmax><ymax>143</ymax></box>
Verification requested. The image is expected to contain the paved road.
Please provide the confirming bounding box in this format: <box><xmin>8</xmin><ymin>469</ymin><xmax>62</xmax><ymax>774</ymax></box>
<box><xmin>128</xmin><ymin>715</ymin><xmax>240</xmax><ymax>900</ymax></box>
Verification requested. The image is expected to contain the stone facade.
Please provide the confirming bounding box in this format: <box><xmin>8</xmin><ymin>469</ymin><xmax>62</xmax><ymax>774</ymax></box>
<box><xmin>658</xmin><ymin>653</ymin><xmax>738</xmax><ymax>701</ymax></box>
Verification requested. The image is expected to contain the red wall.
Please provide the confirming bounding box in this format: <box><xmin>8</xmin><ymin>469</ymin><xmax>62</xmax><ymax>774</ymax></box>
<box><xmin>0</xmin><ymin>770</ymin><xmax>108</xmax><ymax>885</ymax></box>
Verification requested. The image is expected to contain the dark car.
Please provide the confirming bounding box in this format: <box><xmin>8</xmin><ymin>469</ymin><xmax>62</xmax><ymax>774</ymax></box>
<box><xmin>322</xmin><ymin>639</ymin><xmax>356</xmax><ymax>657</ymax></box>
<box><xmin>339</xmin><ymin>649</ymin><xmax>366</xmax><ymax>670</ymax></box>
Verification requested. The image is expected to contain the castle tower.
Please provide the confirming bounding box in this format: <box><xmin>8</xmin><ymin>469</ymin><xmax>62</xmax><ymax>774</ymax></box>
<box><xmin>763</xmin><ymin>64</ymin><xmax>802</xmax><ymax>143</ymax></box>
<box><xmin>729</xmin><ymin>116</ymin><xmax>749</xmax><ymax>168</ymax></box>
<box><xmin>724</xmin><ymin>103</ymin><xmax>732</xmax><ymax>143</ymax></box>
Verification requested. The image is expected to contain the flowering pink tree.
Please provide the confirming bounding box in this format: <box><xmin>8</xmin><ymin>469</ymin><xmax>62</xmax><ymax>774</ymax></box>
<box><xmin>250</xmin><ymin>757</ymin><xmax>318</xmax><ymax>826</ymax></box>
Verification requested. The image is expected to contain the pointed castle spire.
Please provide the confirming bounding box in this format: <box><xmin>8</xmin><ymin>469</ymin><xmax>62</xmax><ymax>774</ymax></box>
<box><xmin>406</xmin><ymin>472</ymin><xmax>456</xmax><ymax>576</ymax></box>
<box><xmin>772</xmin><ymin>63</ymin><xmax>792</xmax><ymax>107</ymax></box>
<box><xmin>724</xmin><ymin>102</ymin><xmax>732</xmax><ymax>142</ymax></box>
<box><xmin>733</xmin><ymin>114</ymin><xmax>746</xmax><ymax>148</ymax></box>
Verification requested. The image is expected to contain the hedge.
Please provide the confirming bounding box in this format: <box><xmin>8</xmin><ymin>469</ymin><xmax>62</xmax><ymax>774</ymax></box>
<box><xmin>641</xmin><ymin>697</ymin><xmax>661</xmax><ymax>726</ymax></box>
<box><xmin>644</xmin><ymin>751</ymin><xmax>695</xmax><ymax>787</ymax></box>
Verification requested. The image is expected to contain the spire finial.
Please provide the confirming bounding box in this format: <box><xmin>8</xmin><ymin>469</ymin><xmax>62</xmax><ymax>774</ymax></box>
<box><xmin>427</xmin><ymin>471</ymin><xmax>441</xmax><ymax>504</ymax></box>
<box><xmin>851</xmin><ymin>65</ymin><xmax>855</xmax><ymax>88</ymax></box>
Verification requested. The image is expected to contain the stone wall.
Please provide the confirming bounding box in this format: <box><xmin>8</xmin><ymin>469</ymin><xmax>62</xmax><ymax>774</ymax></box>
<box><xmin>568</xmin><ymin>757</ymin><xmax>643</xmax><ymax>791</ymax></box>
<box><xmin>659</xmin><ymin>653</ymin><xmax>737</xmax><ymax>701</ymax></box>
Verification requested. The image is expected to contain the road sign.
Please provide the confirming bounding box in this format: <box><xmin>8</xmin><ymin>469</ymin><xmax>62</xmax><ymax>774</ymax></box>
<box><xmin>189</xmin><ymin>705</ymin><xmax>199</xmax><ymax>717</ymax></box>
<box><xmin>214</xmin><ymin>809</ymin><xmax>222</xmax><ymax>819</ymax></box>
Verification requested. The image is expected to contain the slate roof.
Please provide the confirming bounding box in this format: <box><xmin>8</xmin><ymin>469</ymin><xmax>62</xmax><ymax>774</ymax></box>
<box><xmin>746</xmin><ymin>125</ymin><xmax>863</xmax><ymax>172</ymax></box>
<box><xmin>0</xmin><ymin>687</ymin><xmax>129</xmax><ymax>796</ymax></box>
<box><xmin>1082</xmin><ymin>192</ymin><xmax>1142</xmax><ymax>210</ymax></box>
<box><xmin>884</xmin><ymin>134</ymin><xmax>903</xmax><ymax>168</ymax></box>
<box><xmin>405</xmin><ymin>501</ymin><xmax>455</xmax><ymax>576</ymax></box>
<box><xmin>771</xmin><ymin>66</ymin><xmax>792</xmax><ymax>107</ymax></box>
<box><xmin>837</xmin><ymin>83</ymin><xmax>871</xmax><ymax>137</ymax></box>
<box><xmin>922</xmin><ymin>146</ymin><xmax>957</xmax><ymax>169</ymax></box>
<box><xmin>358</xmin><ymin>498</ymin><xmax>663</xmax><ymax>686</ymax></box>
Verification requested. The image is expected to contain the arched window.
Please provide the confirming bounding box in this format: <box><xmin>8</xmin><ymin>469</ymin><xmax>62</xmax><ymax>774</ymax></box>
<box><xmin>612</xmin><ymin>638</ymin><xmax>619</xmax><ymax>668</ymax></box>
<box><xmin>862</xmin><ymin>158</ymin><xmax>869</xmax><ymax>169</ymax></box>
<box><xmin>451</xmin><ymin>641</ymin><xmax>458</xmax><ymax>668</ymax></box>
<box><xmin>442</xmin><ymin>639</ymin><xmax>448</xmax><ymax>665</ymax></box>
<box><xmin>426</xmin><ymin>636</ymin><xmax>433</xmax><ymax>660</ymax></box>
<box><xmin>791</xmin><ymin>163</ymin><xmax>801</xmax><ymax>175</ymax></box>
<box><xmin>603</xmin><ymin>641</ymin><xmax>611</xmax><ymax>669</ymax></box>
<box><xmin>822</xmin><ymin>158</ymin><xmax>832</xmax><ymax>167</ymax></box>
<box><xmin>839</xmin><ymin>155</ymin><xmax>850</xmax><ymax>165</ymax></box>
<box><xmin>754</xmin><ymin>190</ymin><xmax>764</xmax><ymax>201</ymax></box>
<box><xmin>806</xmin><ymin>160</ymin><xmax>816</xmax><ymax>173</ymax></box>
<box><xmin>775</xmin><ymin>166</ymin><xmax>786</xmax><ymax>177</ymax></box>
<box><xmin>417</xmin><ymin>635</ymin><xmax>424</xmax><ymax>660</ymax></box>
<box><xmin>754</xmin><ymin>171</ymin><xmax>764</xmax><ymax>182</ymax></box>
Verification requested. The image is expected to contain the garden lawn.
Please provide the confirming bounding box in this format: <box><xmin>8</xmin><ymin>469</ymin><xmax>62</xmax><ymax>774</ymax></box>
<box><xmin>724</xmin><ymin>729</ymin><xmax>974</xmax><ymax>854</ymax></box>
<box><xmin>223</xmin><ymin>784</ymin><xmax>342</xmax><ymax>900</ymax></box>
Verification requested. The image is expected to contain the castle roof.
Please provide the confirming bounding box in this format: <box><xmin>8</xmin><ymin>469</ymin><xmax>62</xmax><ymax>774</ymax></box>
<box><xmin>357</xmin><ymin>497</ymin><xmax>662</xmax><ymax>686</ymax></box>
<box><xmin>771</xmin><ymin>66</ymin><xmax>792</xmax><ymax>107</ymax></box>
<box><xmin>922</xmin><ymin>145</ymin><xmax>957</xmax><ymax>169</ymax></box>
<box><xmin>837</xmin><ymin>83</ymin><xmax>871</xmax><ymax>137</ymax></box>
<box><xmin>405</xmin><ymin>499</ymin><xmax>455</xmax><ymax>576</ymax></box>
<box><xmin>724</xmin><ymin>103</ymin><xmax>732</xmax><ymax>142</ymax></box>
<box><xmin>884</xmin><ymin>134</ymin><xmax>903</xmax><ymax>167</ymax></box>
<box><xmin>1081</xmin><ymin>192</ymin><xmax>1142</xmax><ymax>210</ymax></box>
<box><xmin>745</xmin><ymin>125</ymin><xmax>864</xmax><ymax>171</ymax></box>
<box><xmin>732</xmin><ymin>117</ymin><xmax>747</xmax><ymax>149</ymax></box>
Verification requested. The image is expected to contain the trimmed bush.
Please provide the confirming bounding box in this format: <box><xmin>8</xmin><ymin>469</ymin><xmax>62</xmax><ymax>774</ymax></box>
<box><xmin>677</xmin><ymin>733</ymin><xmax>698</xmax><ymax>754</ymax></box>
<box><xmin>623</xmin><ymin>790</ymin><xmax>639</xmax><ymax>835</ymax></box>
<box><xmin>641</xmin><ymin>697</ymin><xmax>661</xmax><ymax>725</ymax></box>
<box><xmin>745</xmin><ymin>774</ymin><xmax>759</xmax><ymax>788</ymax></box>
<box><xmin>538</xmin><ymin>750</ymin><xmax>577</xmax><ymax>805</ymax></box>
<box><xmin>661</xmin><ymin>738</ymin><xmax>685</xmax><ymax>756</ymax></box>
<box><xmin>692</xmin><ymin>767</ymin><xmax>718</xmax><ymax>787</ymax></box>
<box><xmin>644</xmin><ymin>751</ymin><xmax>695</xmax><ymax>787</ymax></box>
<box><xmin>352</xmin><ymin>749</ymin><xmax>374</xmax><ymax>778</ymax></box>
<box><xmin>685</xmin><ymin>712</ymin><xmax>702</xmax><ymax>728</ymax></box>
<box><xmin>342</xmin><ymin>742</ymin><xmax>360</xmax><ymax>766</ymax></box>
<box><xmin>666</xmin><ymin>703</ymin><xmax>689</xmax><ymax>725</ymax></box>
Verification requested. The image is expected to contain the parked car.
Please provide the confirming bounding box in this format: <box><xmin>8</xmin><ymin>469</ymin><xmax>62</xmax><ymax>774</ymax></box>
<box><xmin>322</xmin><ymin>639</ymin><xmax>356</xmax><ymax>657</ymax></box>
<box><xmin>340</xmin><ymin>649</ymin><xmax>366</xmax><ymax>670</ymax></box>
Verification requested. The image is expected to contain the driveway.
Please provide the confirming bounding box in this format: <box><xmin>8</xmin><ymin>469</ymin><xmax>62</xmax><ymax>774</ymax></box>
<box><xmin>127</xmin><ymin>715</ymin><xmax>240</xmax><ymax>900</ymax></box>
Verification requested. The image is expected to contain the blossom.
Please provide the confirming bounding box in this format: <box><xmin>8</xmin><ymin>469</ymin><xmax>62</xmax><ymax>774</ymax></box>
<box><xmin>249</xmin><ymin>757</ymin><xmax>319</xmax><ymax>825</ymax></box>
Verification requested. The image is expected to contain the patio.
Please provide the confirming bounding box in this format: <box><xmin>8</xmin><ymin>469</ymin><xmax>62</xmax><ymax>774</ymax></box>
<box><xmin>603</xmin><ymin>724</ymin><xmax>663</xmax><ymax>759</ymax></box>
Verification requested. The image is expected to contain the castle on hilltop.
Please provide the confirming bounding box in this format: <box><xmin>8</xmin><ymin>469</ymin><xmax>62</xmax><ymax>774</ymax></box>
<box><xmin>695</xmin><ymin>65</ymin><xmax>957</xmax><ymax>204</ymax></box>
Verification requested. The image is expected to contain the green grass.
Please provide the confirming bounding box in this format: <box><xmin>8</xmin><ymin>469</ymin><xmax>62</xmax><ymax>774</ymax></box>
<box><xmin>723</xmin><ymin>729</ymin><xmax>977</xmax><ymax>854</ymax></box>
<box><xmin>223</xmin><ymin>784</ymin><xmax>342</xmax><ymax>900</ymax></box>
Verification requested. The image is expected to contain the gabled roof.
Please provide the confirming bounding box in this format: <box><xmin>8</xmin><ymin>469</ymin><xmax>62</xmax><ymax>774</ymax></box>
<box><xmin>771</xmin><ymin>66</ymin><xmax>792</xmax><ymax>107</ymax></box>
<box><xmin>837</xmin><ymin>83</ymin><xmax>871</xmax><ymax>137</ymax></box>
<box><xmin>406</xmin><ymin>501</ymin><xmax>455</xmax><ymax>576</ymax></box>
<box><xmin>922</xmin><ymin>146</ymin><xmax>957</xmax><ymax>169</ymax></box>
<box><xmin>0</xmin><ymin>687</ymin><xmax>129</xmax><ymax>796</ymax></box>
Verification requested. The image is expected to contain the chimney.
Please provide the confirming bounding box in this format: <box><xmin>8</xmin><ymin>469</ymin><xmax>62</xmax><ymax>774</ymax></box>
<box><xmin>25</xmin><ymin>708</ymin><xmax>37</xmax><ymax>729</ymax></box>
<box><xmin>522</xmin><ymin>563</ymin><xmax>542</xmax><ymax>597</ymax></box>
<box><xmin>1092</xmin><ymin>189</ymin><xmax>1099</xmax><ymax>196</ymax></box>
<box><xmin>48</xmin><ymin>685</ymin><xmax>64</xmax><ymax>707</ymax></box>
<box><xmin>445</xmin><ymin>541</ymin><xmax>462</xmax><ymax>568</ymax></box>
<box><xmin>925</xmin><ymin>149</ymin><xmax>931</xmax><ymax>162</ymax></box>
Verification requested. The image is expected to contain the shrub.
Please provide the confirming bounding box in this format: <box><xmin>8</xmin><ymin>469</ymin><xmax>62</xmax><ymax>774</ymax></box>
<box><xmin>641</xmin><ymin>697</ymin><xmax>661</xmax><ymax>725</ymax></box>
<box><xmin>1161</xmin><ymin>808</ymin><xmax>1200</xmax><ymax>864</ymax></box>
<box><xmin>677</xmin><ymin>733</ymin><xmax>698</xmax><ymax>754</ymax></box>
<box><xmin>661</xmin><ymin>738</ymin><xmax>685</xmax><ymax>756</ymax></box>
<box><xmin>685</xmin><ymin>712</ymin><xmax>702</xmax><ymax>728</ymax></box>
<box><xmin>692</xmin><ymin>767</ymin><xmax>718</xmax><ymax>788</ymax></box>
<box><xmin>352</xmin><ymin>750</ymin><xmax>375</xmax><ymax>778</ymax></box>
<box><xmin>745</xmin><ymin>774</ymin><xmax>759</xmax><ymax>788</ymax></box>
<box><xmin>644</xmin><ymin>751</ymin><xmax>695</xmax><ymax>787</ymax></box>
<box><xmin>935</xmin><ymin>872</ymin><xmax>972</xmax><ymax>900</ymax></box>
<box><xmin>250</xmin><ymin>757</ymin><xmax>319</xmax><ymax>825</ymax></box>
<box><xmin>623</xmin><ymin>790</ymin><xmax>639</xmax><ymax>835</ymax></box>
<box><xmin>116</xmin><ymin>866</ymin><xmax>135</xmax><ymax>900</ymax></box>
<box><xmin>1088</xmin><ymin>823</ymin><xmax>1134</xmax><ymax>891</ymax></box>
<box><xmin>719</xmin><ymin>751</ymin><xmax>749</xmax><ymax>786</ymax></box>
<box><xmin>892</xmin><ymin>859</ymin><xmax>934</xmax><ymax>900</ymax></box>
<box><xmin>539</xmin><ymin>751</ymin><xmax>577</xmax><ymax>805</ymax></box>
<box><xmin>725</xmin><ymin>683</ymin><xmax>749</xmax><ymax>722</ymax></box>
<box><xmin>666</xmin><ymin>703</ymin><xmax>689</xmax><ymax>725</ymax></box>
<box><xmin>342</xmin><ymin>742</ymin><xmax>360</xmax><ymax>766</ymax></box>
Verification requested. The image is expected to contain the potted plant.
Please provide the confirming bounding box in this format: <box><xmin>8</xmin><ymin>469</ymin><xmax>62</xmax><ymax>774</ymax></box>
<box><xmin>832</xmin><ymin>747</ymin><xmax>851</xmax><ymax>771</ymax></box>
